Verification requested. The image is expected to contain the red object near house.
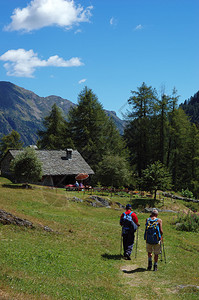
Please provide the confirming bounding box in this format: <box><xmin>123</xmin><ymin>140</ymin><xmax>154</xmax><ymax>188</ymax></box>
<box><xmin>75</xmin><ymin>173</ymin><xmax>89</xmax><ymax>181</ymax></box>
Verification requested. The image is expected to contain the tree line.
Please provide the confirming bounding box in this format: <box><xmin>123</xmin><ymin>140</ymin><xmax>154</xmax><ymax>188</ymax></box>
<box><xmin>1</xmin><ymin>84</ymin><xmax>199</xmax><ymax>197</ymax></box>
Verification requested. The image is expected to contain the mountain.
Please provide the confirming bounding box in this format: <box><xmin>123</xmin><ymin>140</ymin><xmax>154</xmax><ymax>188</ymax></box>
<box><xmin>180</xmin><ymin>91</ymin><xmax>199</xmax><ymax>123</ymax></box>
<box><xmin>0</xmin><ymin>81</ymin><xmax>125</xmax><ymax>145</ymax></box>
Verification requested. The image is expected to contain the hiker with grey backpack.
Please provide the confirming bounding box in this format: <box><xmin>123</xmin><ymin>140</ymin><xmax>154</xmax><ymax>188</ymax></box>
<box><xmin>120</xmin><ymin>204</ymin><xmax>140</xmax><ymax>260</ymax></box>
<box><xmin>144</xmin><ymin>208</ymin><xmax>163</xmax><ymax>271</ymax></box>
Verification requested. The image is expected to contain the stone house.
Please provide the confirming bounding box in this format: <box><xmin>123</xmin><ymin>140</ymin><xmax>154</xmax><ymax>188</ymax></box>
<box><xmin>0</xmin><ymin>149</ymin><xmax>94</xmax><ymax>186</ymax></box>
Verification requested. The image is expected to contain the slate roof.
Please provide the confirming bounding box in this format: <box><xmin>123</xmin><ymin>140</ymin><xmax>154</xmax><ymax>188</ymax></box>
<box><xmin>8</xmin><ymin>149</ymin><xmax>94</xmax><ymax>176</ymax></box>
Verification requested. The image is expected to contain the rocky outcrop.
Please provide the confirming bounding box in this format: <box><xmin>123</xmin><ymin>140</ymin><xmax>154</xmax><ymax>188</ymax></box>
<box><xmin>0</xmin><ymin>209</ymin><xmax>53</xmax><ymax>232</ymax></box>
<box><xmin>0</xmin><ymin>209</ymin><xmax>33</xmax><ymax>227</ymax></box>
<box><xmin>143</xmin><ymin>207</ymin><xmax>177</xmax><ymax>213</ymax></box>
<box><xmin>163</xmin><ymin>192</ymin><xmax>199</xmax><ymax>203</ymax></box>
<box><xmin>89</xmin><ymin>196</ymin><xmax>111</xmax><ymax>208</ymax></box>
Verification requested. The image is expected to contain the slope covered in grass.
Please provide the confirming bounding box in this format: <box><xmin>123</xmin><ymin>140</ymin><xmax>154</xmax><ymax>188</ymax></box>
<box><xmin>0</xmin><ymin>178</ymin><xmax>198</xmax><ymax>299</ymax></box>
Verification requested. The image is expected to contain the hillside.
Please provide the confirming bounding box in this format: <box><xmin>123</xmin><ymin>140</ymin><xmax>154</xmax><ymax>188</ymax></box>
<box><xmin>180</xmin><ymin>90</ymin><xmax>199</xmax><ymax>123</ymax></box>
<box><xmin>0</xmin><ymin>177</ymin><xmax>198</xmax><ymax>299</ymax></box>
<box><xmin>0</xmin><ymin>81</ymin><xmax>125</xmax><ymax>145</ymax></box>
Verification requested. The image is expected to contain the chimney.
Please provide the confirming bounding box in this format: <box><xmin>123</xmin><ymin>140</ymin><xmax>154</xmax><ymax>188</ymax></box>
<box><xmin>66</xmin><ymin>149</ymin><xmax>72</xmax><ymax>159</ymax></box>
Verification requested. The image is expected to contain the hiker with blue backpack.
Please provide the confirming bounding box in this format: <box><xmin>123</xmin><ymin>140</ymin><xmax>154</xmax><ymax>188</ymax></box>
<box><xmin>120</xmin><ymin>204</ymin><xmax>140</xmax><ymax>260</ymax></box>
<box><xmin>144</xmin><ymin>208</ymin><xmax>163</xmax><ymax>271</ymax></box>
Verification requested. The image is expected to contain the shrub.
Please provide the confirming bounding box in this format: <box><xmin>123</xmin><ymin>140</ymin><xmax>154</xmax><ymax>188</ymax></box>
<box><xmin>10</xmin><ymin>147</ymin><xmax>42</xmax><ymax>183</ymax></box>
<box><xmin>184</xmin><ymin>202</ymin><xmax>199</xmax><ymax>212</ymax></box>
<box><xmin>175</xmin><ymin>212</ymin><xmax>199</xmax><ymax>232</ymax></box>
<box><xmin>181</xmin><ymin>188</ymin><xmax>194</xmax><ymax>199</ymax></box>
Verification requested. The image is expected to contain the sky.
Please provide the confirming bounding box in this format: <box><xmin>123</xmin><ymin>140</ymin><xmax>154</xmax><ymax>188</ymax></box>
<box><xmin>0</xmin><ymin>0</ymin><xmax>198</xmax><ymax>118</ymax></box>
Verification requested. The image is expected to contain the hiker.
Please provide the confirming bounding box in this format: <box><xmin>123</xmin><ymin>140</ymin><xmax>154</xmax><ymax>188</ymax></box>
<box><xmin>144</xmin><ymin>208</ymin><xmax>163</xmax><ymax>271</ymax></box>
<box><xmin>120</xmin><ymin>204</ymin><xmax>140</xmax><ymax>260</ymax></box>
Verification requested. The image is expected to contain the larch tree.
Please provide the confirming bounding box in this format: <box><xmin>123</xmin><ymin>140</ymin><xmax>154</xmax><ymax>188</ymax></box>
<box><xmin>124</xmin><ymin>82</ymin><xmax>158</xmax><ymax>176</ymax></box>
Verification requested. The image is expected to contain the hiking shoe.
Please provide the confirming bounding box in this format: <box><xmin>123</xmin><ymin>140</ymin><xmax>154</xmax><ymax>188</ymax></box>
<box><xmin>153</xmin><ymin>264</ymin><xmax>158</xmax><ymax>271</ymax></box>
<box><xmin>124</xmin><ymin>254</ymin><xmax>131</xmax><ymax>260</ymax></box>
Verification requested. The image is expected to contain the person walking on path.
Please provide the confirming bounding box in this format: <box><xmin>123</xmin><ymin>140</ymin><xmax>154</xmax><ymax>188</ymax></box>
<box><xmin>120</xmin><ymin>204</ymin><xmax>140</xmax><ymax>260</ymax></box>
<box><xmin>144</xmin><ymin>208</ymin><xmax>163</xmax><ymax>271</ymax></box>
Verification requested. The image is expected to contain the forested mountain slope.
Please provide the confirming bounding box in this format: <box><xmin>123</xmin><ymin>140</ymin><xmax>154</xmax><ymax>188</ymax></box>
<box><xmin>180</xmin><ymin>91</ymin><xmax>199</xmax><ymax>123</ymax></box>
<box><xmin>0</xmin><ymin>81</ymin><xmax>124</xmax><ymax>145</ymax></box>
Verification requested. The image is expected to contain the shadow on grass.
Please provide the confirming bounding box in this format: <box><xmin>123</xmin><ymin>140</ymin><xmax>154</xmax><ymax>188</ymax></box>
<box><xmin>2</xmin><ymin>184</ymin><xmax>32</xmax><ymax>189</ymax></box>
<box><xmin>122</xmin><ymin>268</ymin><xmax>147</xmax><ymax>273</ymax></box>
<box><xmin>101</xmin><ymin>253</ymin><xmax>122</xmax><ymax>260</ymax></box>
<box><xmin>130</xmin><ymin>198</ymin><xmax>158</xmax><ymax>209</ymax></box>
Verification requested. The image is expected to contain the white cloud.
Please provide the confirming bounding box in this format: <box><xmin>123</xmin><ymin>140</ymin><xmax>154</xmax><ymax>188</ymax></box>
<box><xmin>78</xmin><ymin>78</ymin><xmax>86</xmax><ymax>84</ymax></box>
<box><xmin>110</xmin><ymin>17</ymin><xmax>117</xmax><ymax>27</ymax></box>
<box><xmin>110</xmin><ymin>17</ymin><xmax>114</xmax><ymax>25</ymax></box>
<box><xmin>134</xmin><ymin>24</ymin><xmax>143</xmax><ymax>31</ymax></box>
<box><xmin>5</xmin><ymin>0</ymin><xmax>93</xmax><ymax>32</ymax></box>
<box><xmin>0</xmin><ymin>49</ymin><xmax>84</xmax><ymax>77</ymax></box>
<box><xmin>75</xmin><ymin>29</ymin><xmax>82</xmax><ymax>34</ymax></box>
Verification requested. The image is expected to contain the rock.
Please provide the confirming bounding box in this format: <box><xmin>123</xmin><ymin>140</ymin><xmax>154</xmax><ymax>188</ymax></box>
<box><xmin>0</xmin><ymin>209</ymin><xmax>33</xmax><ymax>227</ymax></box>
<box><xmin>143</xmin><ymin>208</ymin><xmax>177</xmax><ymax>213</ymax></box>
<box><xmin>0</xmin><ymin>209</ymin><xmax>54</xmax><ymax>232</ymax></box>
<box><xmin>72</xmin><ymin>197</ymin><xmax>83</xmax><ymax>203</ymax></box>
<box><xmin>89</xmin><ymin>196</ymin><xmax>111</xmax><ymax>207</ymax></box>
<box><xmin>115</xmin><ymin>202</ymin><xmax>125</xmax><ymax>209</ymax></box>
<box><xmin>43</xmin><ymin>226</ymin><xmax>54</xmax><ymax>232</ymax></box>
<box><xmin>175</xmin><ymin>223</ymin><xmax>183</xmax><ymax>230</ymax></box>
<box><xmin>162</xmin><ymin>192</ymin><xmax>199</xmax><ymax>203</ymax></box>
<box><xmin>178</xmin><ymin>285</ymin><xmax>199</xmax><ymax>290</ymax></box>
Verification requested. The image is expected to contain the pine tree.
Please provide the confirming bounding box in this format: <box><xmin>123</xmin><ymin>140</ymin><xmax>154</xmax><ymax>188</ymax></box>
<box><xmin>37</xmin><ymin>104</ymin><xmax>74</xmax><ymax>149</ymax></box>
<box><xmin>68</xmin><ymin>87</ymin><xmax>125</xmax><ymax>170</ymax></box>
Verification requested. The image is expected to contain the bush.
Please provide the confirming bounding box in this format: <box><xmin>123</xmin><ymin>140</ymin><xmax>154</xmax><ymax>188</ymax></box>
<box><xmin>11</xmin><ymin>147</ymin><xmax>42</xmax><ymax>183</ymax></box>
<box><xmin>184</xmin><ymin>202</ymin><xmax>199</xmax><ymax>212</ymax></box>
<box><xmin>95</xmin><ymin>155</ymin><xmax>131</xmax><ymax>188</ymax></box>
<box><xmin>181</xmin><ymin>188</ymin><xmax>194</xmax><ymax>199</ymax></box>
<box><xmin>175</xmin><ymin>212</ymin><xmax>199</xmax><ymax>232</ymax></box>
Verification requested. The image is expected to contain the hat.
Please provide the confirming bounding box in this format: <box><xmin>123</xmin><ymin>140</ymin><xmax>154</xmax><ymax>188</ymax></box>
<box><xmin>126</xmin><ymin>204</ymin><xmax>132</xmax><ymax>209</ymax></box>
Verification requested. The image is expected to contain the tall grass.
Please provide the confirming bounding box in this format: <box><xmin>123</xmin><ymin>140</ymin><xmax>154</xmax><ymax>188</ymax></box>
<box><xmin>175</xmin><ymin>211</ymin><xmax>199</xmax><ymax>232</ymax></box>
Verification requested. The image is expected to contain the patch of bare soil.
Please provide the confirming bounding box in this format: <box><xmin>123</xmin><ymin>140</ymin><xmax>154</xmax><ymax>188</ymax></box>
<box><xmin>120</xmin><ymin>264</ymin><xmax>147</xmax><ymax>286</ymax></box>
<box><xmin>0</xmin><ymin>289</ymin><xmax>11</xmax><ymax>300</ymax></box>
<box><xmin>120</xmin><ymin>263</ymin><xmax>172</xmax><ymax>296</ymax></box>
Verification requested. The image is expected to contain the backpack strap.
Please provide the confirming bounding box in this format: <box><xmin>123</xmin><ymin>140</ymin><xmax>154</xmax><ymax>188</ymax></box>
<box><xmin>148</xmin><ymin>217</ymin><xmax>158</xmax><ymax>222</ymax></box>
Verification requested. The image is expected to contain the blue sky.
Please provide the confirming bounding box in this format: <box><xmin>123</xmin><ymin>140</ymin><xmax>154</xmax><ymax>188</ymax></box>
<box><xmin>0</xmin><ymin>0</ymin><xmax>198</xmax><ymax>118</ymax></box>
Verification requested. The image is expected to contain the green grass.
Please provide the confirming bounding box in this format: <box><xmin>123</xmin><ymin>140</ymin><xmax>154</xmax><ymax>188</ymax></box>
<box><xmin>0</xmin><ymin>179</ymin><xmax>198</xmax><ymax>299</ymax></box>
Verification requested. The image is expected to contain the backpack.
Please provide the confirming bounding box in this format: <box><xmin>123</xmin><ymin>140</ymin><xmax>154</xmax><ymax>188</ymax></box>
<box><xmin>120</xmin><ymin>212</ymin><xmax>138</xmax><ymax>233</ymax></box>
<box><xmin>144</xmin><ymin>217</ymin><xmax>161</xmax><ymax>244</ymax></box>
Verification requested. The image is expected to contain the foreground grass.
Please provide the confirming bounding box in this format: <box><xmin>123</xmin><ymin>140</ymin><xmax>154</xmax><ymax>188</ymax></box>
<box><xmin>0</xmin><ymin>180</ymin><xmax>198</xmax><ymax>299</ymax></box>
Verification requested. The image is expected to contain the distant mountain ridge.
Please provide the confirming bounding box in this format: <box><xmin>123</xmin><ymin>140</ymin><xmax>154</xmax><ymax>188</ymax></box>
<box><xmin>0</xmin><ymin>81</ymin><xmax>125</xmax><ymax>145</ymax></box>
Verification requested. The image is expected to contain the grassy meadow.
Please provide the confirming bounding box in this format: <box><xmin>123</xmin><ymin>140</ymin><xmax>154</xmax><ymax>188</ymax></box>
<box><xmin>0</xmin><ymin>177</ymin><xmax>199</xmax><ymax>300</ymax></box>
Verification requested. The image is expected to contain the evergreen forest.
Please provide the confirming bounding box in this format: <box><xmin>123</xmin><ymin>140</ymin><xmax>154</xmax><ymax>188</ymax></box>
<box><xmin>1</xmin><ymin>83</ymin><xmax>199</xmax><ymax>198</ymax></box>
